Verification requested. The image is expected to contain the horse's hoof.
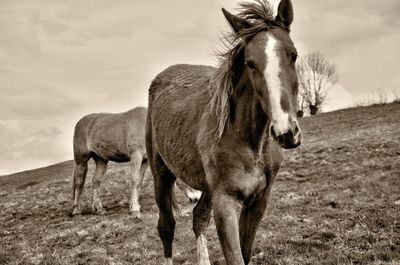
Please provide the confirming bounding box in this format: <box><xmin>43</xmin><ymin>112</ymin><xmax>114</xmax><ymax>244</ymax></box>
<box><xmin>129</xmin><ymin>210</ymin><xmax>142</xmax><ymax>219</ymax></box>
<box><xmin>96</xmin><ymin>209</ymin><xmax>107</xmax><ymax>215</ymax></box>
<box><xmin>118</xmin><ymin>200</ymin><xmax>127</xmax><ymax>206</ymax></box>
<box><xmin>72</xmin><ymin>209</ymin><xmax>82</xmax><ymax>216</ymax></box>
<box><xmin>164</xmin><ymin>258</ymin><xmax>173</xmax><ymax>265</ymax></box>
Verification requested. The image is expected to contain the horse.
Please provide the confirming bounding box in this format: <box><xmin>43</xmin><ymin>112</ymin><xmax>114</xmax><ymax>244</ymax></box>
<box><xmin>145</xmin><ymin>0</ymin><xmax>302</xmax><ymax>264</ymax></box>
<box><xmin>71</xmin><ymin>107</ymin><xmax>201</xmax><ymax>218</ymax></box>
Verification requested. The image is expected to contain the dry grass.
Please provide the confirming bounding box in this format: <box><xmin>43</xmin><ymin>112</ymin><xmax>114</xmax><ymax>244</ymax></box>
<box><xmin>1</xmin><ymin>102</ymin><xmax>399</xmax><ymax>265</ymax></box>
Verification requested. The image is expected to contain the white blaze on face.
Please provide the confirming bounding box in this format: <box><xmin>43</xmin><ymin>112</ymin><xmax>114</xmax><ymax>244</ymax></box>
<box><xmin>264</xmin><ymin>32</ymin><xmax>290</xmax><ymax>135</ymax></box>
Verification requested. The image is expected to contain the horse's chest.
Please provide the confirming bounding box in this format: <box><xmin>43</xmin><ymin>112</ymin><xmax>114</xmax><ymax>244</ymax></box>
<box><xmin>212</xmin><ymin>145</ymin><xmax>269</xmax><ymax>200</ymax></box>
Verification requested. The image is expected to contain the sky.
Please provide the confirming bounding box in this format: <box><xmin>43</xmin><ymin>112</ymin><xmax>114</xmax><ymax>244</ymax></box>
<box><xmin>0</xmin><ymin>0</ymin><xmax>399</xmax><ymax>175</ymax></box>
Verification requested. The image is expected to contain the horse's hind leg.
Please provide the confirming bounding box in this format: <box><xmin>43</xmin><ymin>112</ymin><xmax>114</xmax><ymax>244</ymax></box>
<box><xmin>92</xmin><ymin>157</ymin><xmax>108</xmax><ymax>215</ymax></box>
<box><xmin>193</xmin><ymin>192</ymin><xmax>212</xmax><ymax>265</ymax></box>
<box><xmin>72</xmin><ymin>159</ymin><xmax>88</xmax><ymax>216</ymax></box>
<box><xmin>153</xmin><ymin>154</ymin><xmax>176</xmax><ymax>265</ymax></box>
<box><xmin>128</xmin><ymin>150</ymin><xmax>145</xmax><ymax>218</ymax></box>
<box><xmin>176</xmin><ymin>178</ymin><xmax>202</xmax><ymax>203</ymax></box>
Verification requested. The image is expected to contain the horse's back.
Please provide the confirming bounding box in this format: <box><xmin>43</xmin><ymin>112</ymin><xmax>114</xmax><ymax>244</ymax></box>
<box><xmin>149</xmin><ymin>64</ymin><xmax>215</xmax><ymax>100</ymax></box>
<box><xmin>74</xmin><ymin>107</ymin><xmax>147</xmax><ymax>162</ymax></box>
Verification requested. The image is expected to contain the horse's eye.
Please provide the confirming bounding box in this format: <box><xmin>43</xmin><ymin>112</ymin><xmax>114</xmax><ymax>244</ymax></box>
<box><xmin>291</xmin><ymin>53</ymin><xmax>298</xmax><ymax>63</ymax></box>
<box><xmin>246</xmin><ymin>60</ymin><xmax>256</xmax><ymax>70</ymax></box>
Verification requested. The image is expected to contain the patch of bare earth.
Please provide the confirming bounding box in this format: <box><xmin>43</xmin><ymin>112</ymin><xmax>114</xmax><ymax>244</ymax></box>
<box><xmin>1</xmin><ymin>102</ymin><xmax>399</xmax><ymax>264</ymax></box>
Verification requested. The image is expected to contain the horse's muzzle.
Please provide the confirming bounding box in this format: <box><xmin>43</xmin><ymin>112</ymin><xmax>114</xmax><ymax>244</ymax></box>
<box><xmin>270</xmin><ymin>122</ymin><xmax>302</xmax><ymax>149</ymax></box>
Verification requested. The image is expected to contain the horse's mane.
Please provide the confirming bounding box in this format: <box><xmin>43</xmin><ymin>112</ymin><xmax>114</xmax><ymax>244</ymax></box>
<box><xmin>207</xmin><ymin>0</ymin><xmax>279</xmax><ymax>139</ymax></box>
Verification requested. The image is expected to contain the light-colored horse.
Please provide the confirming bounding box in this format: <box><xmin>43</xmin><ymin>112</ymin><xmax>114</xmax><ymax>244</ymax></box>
<box><xmin>146</xmin><ymin>0</ymin><xmax>302</xmax><ymax>264</ymax></box>
<box><xmin>72</xmin><ymin>107</ymin><xmax>201</xmax><ymax>218</ymax></box>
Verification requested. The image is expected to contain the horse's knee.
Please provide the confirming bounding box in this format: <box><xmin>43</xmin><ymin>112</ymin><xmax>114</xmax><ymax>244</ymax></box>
<box><xmin>130</xmin><ymin>177</ymin><xmax>142</xmax><ymax>192</ymax></box>
<box><xmin>131</xmin><ymin>156</ymin><xmax>144</xmax><ymax>184</ymax></box>
<box><xmin>74</xmin><ymin>173</ymin><xmax>85</xmax><ymax>185</ymax></box>
<box><xmin>130</xmin><ymin>150</ymin><xmax>143</xmax><ymax>165</ymax></box>
<box><xmin>74</xmin><ymin>164</ymin><xmax>87</xmax><ymax>175</ymax></box>
<box><xmin>92</xmin><ymin>179</ymin><xmax>102</xmax><ymax>189</ymax></box>
<box><xmin>74</xmin><ymin>179</ymin><xmax>84</xmax><ymax>189</ymax></box>
<box><xmin>74</xmin><ymin>164</ymin><xmax>87</xmax><ymax>185</ymax></box>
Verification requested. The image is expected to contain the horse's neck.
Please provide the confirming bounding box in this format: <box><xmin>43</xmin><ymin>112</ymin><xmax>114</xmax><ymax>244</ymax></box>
<box><xmin>230</xmin><ymin>76</ymin><xmax>269</xmax><ymax>152</ymax></box>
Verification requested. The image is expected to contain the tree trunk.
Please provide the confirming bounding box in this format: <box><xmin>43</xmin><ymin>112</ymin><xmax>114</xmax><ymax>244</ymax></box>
<box><xmin>296</xmin><ymin>110</ymin><xmax>304</xmax><ymax>117</ymax></box>
<box><xmin>309</xmin><ymin>105</ymin><xmax>319</xmax><ymax>115</ymax></box>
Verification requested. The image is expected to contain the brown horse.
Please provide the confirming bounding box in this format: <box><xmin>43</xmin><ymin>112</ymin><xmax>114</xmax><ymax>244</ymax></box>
<box><xmin>146</xmin><ymin>0</ymin><xmax>301</xmax><ymax>264</ymax></box>
<box><xmin>72</xmin><ymin>107</ymin><xmax>201</xmax><ymax>218</ymax></box>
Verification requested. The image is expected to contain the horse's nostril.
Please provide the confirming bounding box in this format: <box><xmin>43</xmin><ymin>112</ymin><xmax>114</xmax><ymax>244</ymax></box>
<box><xmin>292</xmin><ymin>120</ymin><xmax>301</xmax><ymax>136</ymax></box>
<box><xmin>270</xmin><ymin>125</ymin><xmax>276</xmax><ymax>138</ymax></box>
<box><xmin>294</xmin><ymin>124</ymin><xmax>301</xmax><ymax>135</ymax></box>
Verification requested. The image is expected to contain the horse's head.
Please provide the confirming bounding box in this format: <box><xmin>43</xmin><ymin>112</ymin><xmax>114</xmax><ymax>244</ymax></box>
<box><xmin>222</xmin><ymin>0</ymin><xmax>302</xmax><ymax>149</ymax></box>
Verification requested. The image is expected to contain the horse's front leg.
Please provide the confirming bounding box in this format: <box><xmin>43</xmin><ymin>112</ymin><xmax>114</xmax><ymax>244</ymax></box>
<box><xmin>239</xmin><ymin>168</ymin><xmax>277</xmax><ymax>264</ymax></box>
<box><xmin>239</xmin><ymin>189</ymin><xmax>271</xmax><ymax>265</ymax></box>
<box><xmin>213</xmin><ymin>191</ymin><xmax>244</xmax><ymax>265</ymax></box>
<box><xmin>193</xmin><ymin>192</ymin><xmax>212</xmax><ymax>265</ymax></box>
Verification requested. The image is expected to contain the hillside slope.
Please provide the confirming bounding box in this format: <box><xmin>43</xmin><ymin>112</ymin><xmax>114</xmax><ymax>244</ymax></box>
<box><xmin>1</xmin><ymin>102</ymin><xmax>399</xmax><ymax>265</ymax></box>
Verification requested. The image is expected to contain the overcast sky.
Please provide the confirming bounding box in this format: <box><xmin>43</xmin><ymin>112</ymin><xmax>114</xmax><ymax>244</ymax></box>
<box><xmin>1</xmin><ymin>0</ymin><xmax>399</xmax><ymax>174</ymax></box>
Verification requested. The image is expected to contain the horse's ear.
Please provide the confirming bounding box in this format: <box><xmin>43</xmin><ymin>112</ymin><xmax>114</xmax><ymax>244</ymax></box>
<box><xmin>222</xmin><ymin>8</ymin><xmax>250</xmax><ymax>33</ymax></box>
<box><xmin>275</xmin><ymin>0</ymin><xmax>294</xmax><ymax>29</ymax></box>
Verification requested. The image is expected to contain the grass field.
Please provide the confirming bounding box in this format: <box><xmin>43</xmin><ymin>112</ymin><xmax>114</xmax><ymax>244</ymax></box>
<box><xmin>1</xmin><ymin>102</ymin><xmax>399</xmax><ymax>265</ymax></box>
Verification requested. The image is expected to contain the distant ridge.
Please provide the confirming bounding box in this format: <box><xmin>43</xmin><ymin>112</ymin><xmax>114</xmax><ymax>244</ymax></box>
<box><xmin>0</xmin><ymin>160</ymin><xmax>74</xmax><ymax>192</ymax></box>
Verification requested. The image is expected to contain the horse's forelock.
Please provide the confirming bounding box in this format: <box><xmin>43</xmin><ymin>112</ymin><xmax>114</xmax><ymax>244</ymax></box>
<box><xmin>238</xmin><ymin>0</ymin><xmax>275</xmax><ymax>26</ymax></box>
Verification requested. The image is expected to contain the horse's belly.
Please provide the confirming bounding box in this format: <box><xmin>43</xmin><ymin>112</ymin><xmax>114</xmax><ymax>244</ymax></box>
<box><xmin>166</xmin><ymin>154</ymin><xmax>207</xmax><ymax>191</ymax></box>
<box><xmin>91</xmin><ymin>144</ymin><xmax>130</xmax><ymax>162</ymax></box>
<box><xmin>107</xmin><ymin>153</ymin><xmax>131</xmax><ymax>163</ymax></box>
<box><xmin>156</xmin><ymin>132</ymin><xmax>207</xmax><ymax>190</ymax></box>
<box><xmin>86</xmin><ymin>132</ymin><xmax>129</xmax><ymax>161</ymax></box>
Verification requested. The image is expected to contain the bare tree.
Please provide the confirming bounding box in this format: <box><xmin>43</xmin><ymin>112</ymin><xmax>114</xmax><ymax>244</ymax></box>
<box><xmin>296</xmin><ymin>52</ymin><xmax>338</xmax><ymax>115</ymax></box>
<box><xmin>296</xmin><ymin>89</ymin><xmax>306</xmax><ymax>117</ymax></box>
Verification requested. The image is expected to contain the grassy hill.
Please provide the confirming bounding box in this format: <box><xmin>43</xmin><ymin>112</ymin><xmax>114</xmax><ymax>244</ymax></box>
<box><xmin>1</xmin><ymin>102</ymin><xmax>399</xmax><ymax>265</ymax></box>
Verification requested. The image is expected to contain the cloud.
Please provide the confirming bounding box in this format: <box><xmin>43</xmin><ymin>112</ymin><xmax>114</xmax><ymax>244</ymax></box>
<box><xmin>292</xmin><ymin>2</ymin><xmax>397</xmax><ymax>57</ymax></box>
<box><xmin>0</xmin><ymin>119</ymin><xmax>68</xmax><ymax>175</ymax></box>
<box><xmin>26</xmin><ymin>10</ymin><xmax>69</xmax><ymax>36</ymax></box>
<box><xmin>0</xmin><ymin>68</ymin><xmax>83</xmax><ymax>120</ymax></box>
<box><xmin>0</xmin><ymin>13</ymin><xmax>41</xmax><ymax>55</ymax></box>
